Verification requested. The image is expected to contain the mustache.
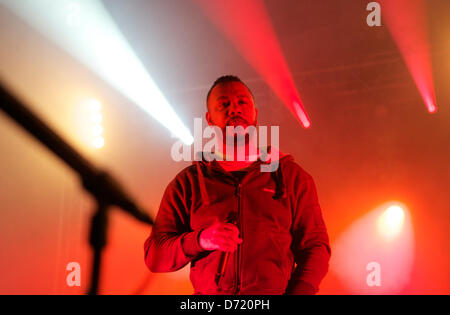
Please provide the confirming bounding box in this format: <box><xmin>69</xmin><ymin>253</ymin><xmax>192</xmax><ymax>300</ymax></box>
<box><xmin>227</xmin><ymin>116</ymin><xmax>249</xmax><ymax>124</ymax></box>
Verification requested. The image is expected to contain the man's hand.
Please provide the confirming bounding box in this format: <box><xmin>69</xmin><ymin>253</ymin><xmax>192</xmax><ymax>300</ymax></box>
<box><xmin>199</xmin><ymin>220</ymin><xmax>243</xmax><ymax>252</ymax></box>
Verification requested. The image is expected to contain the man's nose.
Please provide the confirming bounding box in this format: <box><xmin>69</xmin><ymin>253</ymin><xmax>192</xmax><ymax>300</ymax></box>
<box><xmin>228</xmin><ymin>100</ymin><xmax>242</xmax><ymax>116</ymax></box>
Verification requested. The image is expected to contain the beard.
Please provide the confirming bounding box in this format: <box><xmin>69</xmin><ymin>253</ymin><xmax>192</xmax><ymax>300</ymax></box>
<box><xmin>226</xmin><ymin>116</ymin><xmax>249</xmax><ymax>127</ymax></box>
<box><xmin>224</xmin><ymin>123</ymin><xmax>257</xmax><ymax>147</ymax></box>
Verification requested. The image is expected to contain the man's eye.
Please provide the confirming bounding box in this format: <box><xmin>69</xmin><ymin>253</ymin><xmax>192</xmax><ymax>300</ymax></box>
<box><xmin>222</xmin><ymin>101</ymin><xmax>230</xmax><ymax>107</ymax></box>
<box><xmin>239</xmin><ymin>100</ymin><xmax>247</xmax><ymax>105</ymax></box>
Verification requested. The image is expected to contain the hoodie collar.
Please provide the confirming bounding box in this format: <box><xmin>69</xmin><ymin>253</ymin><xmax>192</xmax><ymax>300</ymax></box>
<box><xmin>193</xmin><ymin>146</ymin><xmax>292</xmax><ymax>205</ymax></box>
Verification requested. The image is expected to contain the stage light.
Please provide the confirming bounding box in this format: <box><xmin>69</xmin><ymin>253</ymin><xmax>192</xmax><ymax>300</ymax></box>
<box><xmin>1</xmin><ymin>0</ymin><xmax>194</xmax><ymax>145</ymax></box>
<box><xmin>377</xmin><ymin>205</ymin><xmax>405</xmax><ymax>240</ymax></box>
<box><xmin>425</xmin><ymin>97</ymin><xmax>437</xmax><ymax>113</ymax></box>
<box><xmin>92</xmin><ymin>137</ymin><xmax>104</xmax><ymax>149</ymax></box>
<box><xmin>293</xmin><ymin>101</ymin><xmax>311</xmax><ymax>129</ymax></box>
<box><xmin>91</xmin><ymin>125</ymin><xmax>103</xmax><ymax>137</ymax></box>
<box><xmin>380</xmin><ymin>0</ymin><xmax>437</xmax><ymax>114</ymax></box>
<box><xmin>86</xmin><ymin>98</ymin><xmax>104</xmax><ymax>150</ymax></box>
<box><xmin>90</xmin><ymin>112</ymin><xmax>103</xmax><ymax>124</ymax></box>
<box><xmin>88</xmin><ymin>99</ymin><xmax>102</xmax><ymax>112</ymax></box>
<box><xmin>331</xmin><ymin>201</ymin><xmax>414</xmax><ymax>294</ymax></box>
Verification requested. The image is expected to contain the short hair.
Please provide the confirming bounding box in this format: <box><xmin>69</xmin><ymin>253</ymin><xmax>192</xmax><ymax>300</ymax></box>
<box><xmin>206</xmin><ymin>75</ymin><xmax>254</xmax><ymax>107</ymax></box>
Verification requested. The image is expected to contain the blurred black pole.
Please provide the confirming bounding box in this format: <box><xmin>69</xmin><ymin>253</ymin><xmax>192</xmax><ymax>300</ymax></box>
<box><xmin>0</xmin><ymin>81</ymin><xmax>153</xmax><ymax>295</ymax></box>
<box><xmin>88</xmin><ymin>200</ymin><xmax>108</xmax><ymax>295</ymax></box>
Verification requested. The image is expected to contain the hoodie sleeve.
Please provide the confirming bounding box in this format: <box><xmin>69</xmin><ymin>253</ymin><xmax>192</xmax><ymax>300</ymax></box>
<box><xmin>144</xmin><ymin>175</ymin><xmax>205</xmax><ymax>273</ymax></box>
<box><xmin>286</xmin><ymin>169</ymin><xmax>331</xmax><ymax>295</ymax></box>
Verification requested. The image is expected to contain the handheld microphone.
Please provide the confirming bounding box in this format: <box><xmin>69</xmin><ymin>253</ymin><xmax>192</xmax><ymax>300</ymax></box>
<box><xmin>215</xmin><ymin>211</ymin><xmax>238</xmax><ymax>288</ymax></box>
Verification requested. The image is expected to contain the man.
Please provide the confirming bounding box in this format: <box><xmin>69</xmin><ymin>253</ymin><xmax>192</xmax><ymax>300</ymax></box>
<box><xmin>144</xmin><ymin>75</ymin><xmax>331</xmax><ymax>294</ymax></box>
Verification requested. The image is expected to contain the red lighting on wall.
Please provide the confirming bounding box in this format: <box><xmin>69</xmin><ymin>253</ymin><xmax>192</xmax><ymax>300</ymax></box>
<box><xmin>381</xmin><ymin>0</ymin><xmax>437</xmax><ymax>114</ymax></box>
<box><xmin>194</xmin><ymin>0</ymin><xmax>311</xmax><ymax>128</ymax></box>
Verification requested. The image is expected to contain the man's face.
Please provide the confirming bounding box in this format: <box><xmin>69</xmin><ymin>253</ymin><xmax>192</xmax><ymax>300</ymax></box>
<box><xmin>206</xmin><ymin>81</ymin><xmax>258</xmax><ymax>135</ymax></box>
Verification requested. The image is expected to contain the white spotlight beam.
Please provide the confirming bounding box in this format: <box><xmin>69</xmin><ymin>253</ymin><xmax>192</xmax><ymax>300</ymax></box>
<box><xmin>1</xmin><ymin>0</ymin><xmax>194</xmax><ymax>145</ymax></box>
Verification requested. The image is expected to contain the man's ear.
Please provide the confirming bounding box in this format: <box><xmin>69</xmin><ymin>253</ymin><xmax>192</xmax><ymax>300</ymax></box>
<box><xmin>206</xmin><ymin>111</ymin><xmax>213</xmax><ymax>126</ymax></box>
<box><xmin>254</xmin><ymin>107</ymin><xmax>258</xmax><ymax>125</ymax></box>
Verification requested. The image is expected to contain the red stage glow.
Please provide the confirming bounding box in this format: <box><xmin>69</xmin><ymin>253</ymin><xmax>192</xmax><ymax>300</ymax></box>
<box><xmin>380</xmin><ymin>0</ymin><xmax>437</xmax><ymax>113</ymax></box>
<box><xmin>331</xmin><ymin>201</ymin><xmax>415</xmax><ymax>294</ymax></box>
<box><xmin>193</xmin><ymin>0</ymin><xmax>311</xmax><ymax>128</ymax></box>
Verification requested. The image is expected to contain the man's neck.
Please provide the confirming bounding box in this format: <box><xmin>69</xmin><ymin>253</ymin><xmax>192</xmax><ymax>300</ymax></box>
<box><xmin>213</xmin><ymin>139</ymin><xmax>260</xmax><ymax>172</ymax></box>
<box><xmin>215</xmin><ymin>139</ymin><xmax>259</xmax><ymax>162</ymax></box>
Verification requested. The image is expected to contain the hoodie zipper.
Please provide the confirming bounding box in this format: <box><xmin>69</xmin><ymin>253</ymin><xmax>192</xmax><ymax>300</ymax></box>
<box><xmin>234</xmin><ymin>183</ymin><xmax>242</xmax><ymax>294</ymax></box>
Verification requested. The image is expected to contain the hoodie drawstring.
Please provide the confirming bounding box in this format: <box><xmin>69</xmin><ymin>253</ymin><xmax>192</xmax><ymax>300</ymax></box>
<box><xmin>196</xmin><ymin>162</ymin><xmax>211</xmax><ymax>206</ymax></box>
<box><xmin>271</xmin><ymin>165</ymin><xmax>286</xmax><ymax>200</ymax></box>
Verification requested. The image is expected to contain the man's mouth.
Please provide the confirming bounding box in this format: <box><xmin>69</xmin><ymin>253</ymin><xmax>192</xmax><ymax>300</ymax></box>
<box><xmin>227</xmin><ymin>116</ymin><xmax>248</xmax><ymax>125</ymax></box>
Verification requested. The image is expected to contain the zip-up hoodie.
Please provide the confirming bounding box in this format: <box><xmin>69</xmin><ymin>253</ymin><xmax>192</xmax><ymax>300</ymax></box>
<box><xmin>144</xmin><ymin>147</ymin><xmax>331</xmax><ymax>294</ymax></box>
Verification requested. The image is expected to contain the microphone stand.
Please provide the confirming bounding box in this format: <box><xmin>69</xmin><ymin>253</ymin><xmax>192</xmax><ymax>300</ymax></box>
<box><xmin>0</xmin><ymin>81</ymin><xmax>153</xmax><ymax>295</ymax></box>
